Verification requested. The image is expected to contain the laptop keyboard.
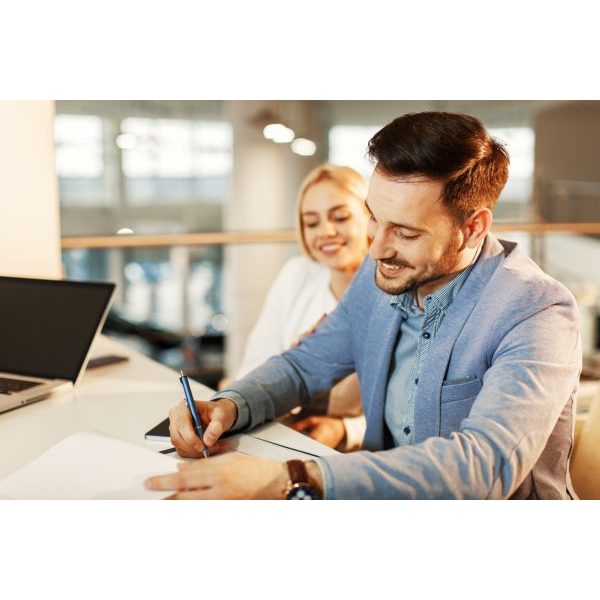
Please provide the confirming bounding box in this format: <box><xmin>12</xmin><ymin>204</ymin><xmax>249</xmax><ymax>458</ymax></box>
<box><xmin>0</xmin><ymin>377</ymin><xmax>42</xmax><ymax>395</ymax></box>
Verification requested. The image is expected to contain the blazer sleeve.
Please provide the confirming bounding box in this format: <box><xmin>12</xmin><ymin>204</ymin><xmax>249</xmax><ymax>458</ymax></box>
<box><xmin>319</xmin><ymin>295</ymin><xmax>582</xmax><ymax>499</ymax></box>
<box><xmin>219</xmin><ymin>257</ymin><xmax>369</xmax><ymax>432</ymax></box>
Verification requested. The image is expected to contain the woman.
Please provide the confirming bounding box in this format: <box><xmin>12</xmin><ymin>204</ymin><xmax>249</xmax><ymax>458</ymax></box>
<box><xmin>234</xmin><ymin>164</ymin><xmax>370</xmax><ymax>450</ymax></box>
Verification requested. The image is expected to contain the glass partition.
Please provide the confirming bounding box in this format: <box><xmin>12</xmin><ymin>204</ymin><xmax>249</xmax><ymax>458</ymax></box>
<box><xmin>56</xmin><ymin>101</ymin><xmax>600</xmax><ymax>394</ymax></box>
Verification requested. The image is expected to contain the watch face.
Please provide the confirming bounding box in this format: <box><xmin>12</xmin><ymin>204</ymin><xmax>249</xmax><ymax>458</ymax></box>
<box><xmin>285</xmin><ymin>484</ymin><xmax>318</xmax><ymax>500</ymax></box>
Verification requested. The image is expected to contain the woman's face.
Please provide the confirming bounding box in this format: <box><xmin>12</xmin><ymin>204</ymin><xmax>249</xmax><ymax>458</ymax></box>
<box><xmin>300</xmin><ymin>179</ymin><xmax>370</xmax><ymax>273</ymax></box>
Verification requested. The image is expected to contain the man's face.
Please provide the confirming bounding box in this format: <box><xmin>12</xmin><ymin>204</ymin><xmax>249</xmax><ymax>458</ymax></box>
<box><xmin>366</xmin><ymin>169</ymin><xmax>464</xmax><ymax>297</ymax></box>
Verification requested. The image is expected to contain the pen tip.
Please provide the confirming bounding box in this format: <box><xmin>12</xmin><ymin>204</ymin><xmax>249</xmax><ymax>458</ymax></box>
<box><xmin>180</xmin><ymin>370</ymin><xmax>184</xmax><ymax>376</ymax></box>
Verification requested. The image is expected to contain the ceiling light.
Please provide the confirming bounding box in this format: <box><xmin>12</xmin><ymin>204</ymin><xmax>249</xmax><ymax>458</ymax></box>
<box><xmin>116</xmin><ymin>227</ymin><xmax>134</xmax><ymax>235</ymax></box>
<box><xmin>272</xmin><ymin>126</ymin><xmax>295</xmax><ymax>143</ymax></box>
<box><xmin>263</xmin><ymin>123</ymin><xmax>295</xmax><ymax>143</ymax></box>
<box><xmin>263</xmin><ymin>123</ymin><xmax>285</xmax><ymax>140</ymax></box>
<box><xmin>210</xmin><ymin>313</ymin><xmax>229</xmax><ymax>332</ymax></box>
<box><xmin>291</xmin><ymin>138</ymin><xmax>317</xmax><ymax>156</ymax></box>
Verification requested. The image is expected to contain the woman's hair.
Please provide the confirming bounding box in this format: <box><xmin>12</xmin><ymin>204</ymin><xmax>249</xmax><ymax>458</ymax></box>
<box><xmin>296</xmin><ymin>164</ymin><xmax>369</xmax><ymax>258</ymax></box>
<box><xmin>367</xmin><ymin>112</ymin><xmax>510</xmax><ymax>223</ymax></box>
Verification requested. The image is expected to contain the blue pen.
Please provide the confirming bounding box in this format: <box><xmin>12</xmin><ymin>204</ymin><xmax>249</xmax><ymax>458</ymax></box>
<box><xmin>179</xmin><ymin>370</ymin><xmax>210</xmax><ymax>459</ymax></box>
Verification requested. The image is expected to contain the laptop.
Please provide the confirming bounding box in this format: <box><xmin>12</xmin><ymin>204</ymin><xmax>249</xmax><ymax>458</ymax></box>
<box><xmin>0</xmin><ymin>276</ymin><xmax>115</xmax><ymax>414</ymax></box>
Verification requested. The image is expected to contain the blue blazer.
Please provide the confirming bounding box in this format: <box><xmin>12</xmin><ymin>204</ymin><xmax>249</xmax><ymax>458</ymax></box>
<box><xmin>225</xmin><ymin>235</ymin><xmax>581</xmax><ymax>499</ymax></box>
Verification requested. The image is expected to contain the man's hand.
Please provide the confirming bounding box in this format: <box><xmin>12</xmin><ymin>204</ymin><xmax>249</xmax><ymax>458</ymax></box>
<box><xmin>144</xmin><ymin>452</ymin><xmax>290</xmax><ymax>499</ymax></box>
<box><xmin>292</xmin><ymin>415</ymin><xmax>346</xmax><ymax>449</ymax></box>
<box><xmin>168</xmin><ymin>398</ymin><xmax>237</xmax><ymax>458</ymax></box>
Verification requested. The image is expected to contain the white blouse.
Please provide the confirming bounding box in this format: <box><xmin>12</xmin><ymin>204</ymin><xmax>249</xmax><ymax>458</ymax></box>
<box><xmin>235</xmin><ymin>256</ymin><xmax>337</xmax><ymax>377</ymax></box>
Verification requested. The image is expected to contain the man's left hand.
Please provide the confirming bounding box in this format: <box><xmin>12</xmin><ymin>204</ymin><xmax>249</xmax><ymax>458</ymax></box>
<box><xmin>144</xmin><ymin>452</ymin><xmax>290</xmax><ymax>499</ymax></box>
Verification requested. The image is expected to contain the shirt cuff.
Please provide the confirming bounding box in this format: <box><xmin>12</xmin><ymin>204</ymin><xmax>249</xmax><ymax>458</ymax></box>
<box><xmin>316</xmin><ymin>458</ymin><xmax>335</xmax><ymax>499</ymax></box>
<box><xmin>341</xmin><ymin>414</ymin><xmax>366</xmax><ymax>452</ymax></box>
<box><xmin>209</xmin><ymin>391</ymin><xmax>250</xmax><ymax>433</ymax></box>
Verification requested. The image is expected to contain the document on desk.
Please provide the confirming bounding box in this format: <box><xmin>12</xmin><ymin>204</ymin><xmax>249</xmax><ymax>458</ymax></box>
<box><xmin>247</xmin><ymin>422</ymin><xmax>340</xmax><ymax>457</ymax></box>
<box><xmin>0</xmin><ymin>426</ymin><xmax>338</xmax><ymax>499</ymax></box>
<box><xmin>0</xmin><ymin>431</ymin><xmax>181</xmax><ymax>500</ymax></box>
<box><xmin>227</xmin><ymin>433</ymin><xmax>321</xmax><ymax>461</ymax></box>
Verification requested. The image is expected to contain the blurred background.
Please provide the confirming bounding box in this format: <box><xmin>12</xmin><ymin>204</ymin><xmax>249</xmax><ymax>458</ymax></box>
<box><xmin>44</xmin><ymin>100</ymin><xmax>600</xmax><ymax>389</ymax></box>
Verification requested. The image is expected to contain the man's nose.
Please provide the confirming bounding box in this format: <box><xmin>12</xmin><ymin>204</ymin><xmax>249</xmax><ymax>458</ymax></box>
<box><xmin>369</xmin><ymin>228</ymin><xmax>393</xmax><ymax>260</ymax></box>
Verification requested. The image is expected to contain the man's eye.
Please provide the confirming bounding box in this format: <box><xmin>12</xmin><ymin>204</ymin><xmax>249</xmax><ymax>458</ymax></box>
<box><xmin>396</xmin><ymin>231</ymin><xmax>419</xmax><ymax>241</ymax></box>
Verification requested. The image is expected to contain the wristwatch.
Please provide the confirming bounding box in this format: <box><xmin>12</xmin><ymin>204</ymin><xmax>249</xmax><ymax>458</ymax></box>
<box><xmin>282</xmin><ymin>460</ymin><xmax>320</xmax><ymax>500</ymax></box>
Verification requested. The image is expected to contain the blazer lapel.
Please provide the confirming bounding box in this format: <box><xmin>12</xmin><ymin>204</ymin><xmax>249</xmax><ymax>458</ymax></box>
<box><xmin>413</xmin><ymin>235</ymin><xmax>507</xmax><ymax>442</ymax></box>
<box><xmin>361</xmin><ymin>288</ymin><xmax>403</xmax><ymax>450</ymax></box>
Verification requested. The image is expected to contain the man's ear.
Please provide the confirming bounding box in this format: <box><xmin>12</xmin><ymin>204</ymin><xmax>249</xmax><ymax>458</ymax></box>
<box><xmin>463</xmin><ymin>208</ymin><xmax>492</xmax><ymax>249</ymax></box>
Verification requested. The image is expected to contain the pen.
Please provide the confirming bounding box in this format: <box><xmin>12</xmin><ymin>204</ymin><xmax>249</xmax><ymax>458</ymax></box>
<box><xmin>179</xmin><ymin>370</ymin><xmax>210</xmax><ymax>459</ymax></box>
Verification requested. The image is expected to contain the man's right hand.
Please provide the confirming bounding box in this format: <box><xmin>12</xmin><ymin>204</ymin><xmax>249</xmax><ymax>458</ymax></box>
<box><xmin>168</xmin><ymin>398</ymin><xmax>238</xmax><ymax>458</ymax></box>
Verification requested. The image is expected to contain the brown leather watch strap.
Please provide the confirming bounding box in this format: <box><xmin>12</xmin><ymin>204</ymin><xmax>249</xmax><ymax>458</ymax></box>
<box><xmin>287</xmin><ymin>459</ymin><xmax>309</xmax><ymax>484</ymax></box>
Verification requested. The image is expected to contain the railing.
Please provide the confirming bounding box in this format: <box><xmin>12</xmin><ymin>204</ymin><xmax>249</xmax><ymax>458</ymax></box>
<box><xmin>61</xmin><ymin>230</ymin><xmax>297</xmax><ymax>249</ymax></box>
<box><xmin>60</xmin><ymin>223</ymin><xmax>600</xmax><ymax>250</ymax></box>
<box><xmin>60</xmin><ymin>222</ymin><xmax>600</xmax><ymax>381</ymax></box>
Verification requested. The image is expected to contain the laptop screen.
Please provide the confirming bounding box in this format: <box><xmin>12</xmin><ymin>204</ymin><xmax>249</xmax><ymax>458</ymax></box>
<box><xmin>0</xmin><ymin>277</ymin><xmax>115</xmax><ymax>382</ymax></box>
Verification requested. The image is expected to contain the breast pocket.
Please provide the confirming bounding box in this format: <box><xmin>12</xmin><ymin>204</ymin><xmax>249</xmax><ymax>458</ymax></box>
<box><xmin>439</xmin><ymin>376</ymin><xmax>482</xmax><ymax>438</ymax></box>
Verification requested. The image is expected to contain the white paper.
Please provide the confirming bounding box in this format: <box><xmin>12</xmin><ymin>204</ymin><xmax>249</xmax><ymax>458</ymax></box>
<box><xmin>226</xmin><ymin>433</ymin><xmax>319</xmax><ymax>461</ymax></box>
<box><xmin>0</xmin><ymin>431</ymin><xmax>180</xmax><ymax>500</ymax></box>
<box><xmin>0</xmin><ymin>425</ymin><xmax>338</xmax><ymax>500</ymax></box>
<box><xmin>247</xmin><ymin>422</ymin><xmax>340</xmax><ymax>457</ymax></box>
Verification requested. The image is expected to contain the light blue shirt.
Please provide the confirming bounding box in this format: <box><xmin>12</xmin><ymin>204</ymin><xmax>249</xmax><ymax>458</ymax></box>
<box><xmin>384</xmin><ymin>252</ymin><xmax>481</xmax><ymax>447</ymax></box>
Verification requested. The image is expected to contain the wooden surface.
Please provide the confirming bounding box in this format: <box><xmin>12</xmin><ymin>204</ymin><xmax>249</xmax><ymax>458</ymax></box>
<box><xmin>61</xmin><ymin>223</ymin><xmax>600</xmax><ymax>250</ymax></box>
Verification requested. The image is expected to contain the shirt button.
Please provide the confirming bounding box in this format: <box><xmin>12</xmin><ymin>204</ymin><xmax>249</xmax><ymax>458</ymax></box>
<box><xmin>422</xmin><ymin>331</ymin><xmax>431</xmax><ymax>339</ymax></box>
<box><xmin>403</xmin><ymin>426</ymin><xmax>411</xmax><ymax>435</ymax></box>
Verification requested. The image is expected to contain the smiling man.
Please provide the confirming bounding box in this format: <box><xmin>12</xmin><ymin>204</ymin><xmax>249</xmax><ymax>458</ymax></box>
<box><xmin>366</xmin><ymin>176</ymin><xmax>472</xmax><ymax>302</ymax></box>
<box><xmin>146</xmin><ymin>111</ymin><xmax>581</xmax><ymax>500</ymax></box>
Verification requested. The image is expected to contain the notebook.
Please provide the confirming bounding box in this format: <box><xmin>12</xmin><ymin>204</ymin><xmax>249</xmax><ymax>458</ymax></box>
<box><xmin>145</xmin><ymin>418</ymin><xmax>340</xmax><ymax>458</ymax></box>
<box><xmin>0</xmin><ymin>276</ymin><xmax>115</xmax><ymax>414</ymax></box>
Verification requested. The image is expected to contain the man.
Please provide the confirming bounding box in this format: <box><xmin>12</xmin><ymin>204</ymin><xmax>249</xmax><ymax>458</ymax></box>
<box><xmin>145</xmin><ymin>112</ymin><xmax>581</xmax><ymax>499</ymax></box>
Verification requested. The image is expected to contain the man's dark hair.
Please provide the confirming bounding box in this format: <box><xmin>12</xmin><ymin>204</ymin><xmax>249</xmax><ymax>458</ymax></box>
<box><xmin>367</xmin><ymin>112</ymin><xmax>510</xmax><ymax>223</ymax></box>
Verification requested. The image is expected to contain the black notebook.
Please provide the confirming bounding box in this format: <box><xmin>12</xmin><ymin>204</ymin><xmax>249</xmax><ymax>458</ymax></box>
<box><xmin>87</xmin><ymin>354</ymin><xmax>129</xmax><ymax>370</ymax></box>
<box><xmin>144</xmin><ymin>417</ymin><xmax>170</xmax><ymax>442</ymax></box>
<box><xmin>144</xmin><ymin>417</ymin><xmax>236</xmax><ymax>442</ymax></box>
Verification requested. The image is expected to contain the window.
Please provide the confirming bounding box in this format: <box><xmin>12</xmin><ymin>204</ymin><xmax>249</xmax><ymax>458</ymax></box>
<box><xmin>330</xmin><ymin>123</ymin><xmax>536</xmax><ymax>221</ymax></box>
<box><xmin>62</xmin><ymin>246</ymin><xmax>224</xmax><ymax>335</ymax></box>
<box><xmin>120</xmin><ymin>117</ymin><xmax>233</xmax><ymax>205</ymax></box>
<box><xmin>328</xmin><ymin>125</ymin><xmax>380</xmax><ymax>177</ymax></box>
<box><xmin>489</xmin><ymin>127</ymin><xmax>535</xmax><ymax>219</ymax></box>
<box><xmin>54</xmin><ymin>115</ymin><xmax>107</xmax><ymax>206</ymax></box>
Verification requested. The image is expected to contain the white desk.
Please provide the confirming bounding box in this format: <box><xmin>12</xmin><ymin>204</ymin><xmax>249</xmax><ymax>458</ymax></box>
<box><xmin>0</xmin><ymin>335</ymin><xmax>334</xmax><ymax>481</ymax></box>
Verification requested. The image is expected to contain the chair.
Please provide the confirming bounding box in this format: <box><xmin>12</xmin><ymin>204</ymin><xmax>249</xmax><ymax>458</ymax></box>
<box><xmin>570</xmin><ymin>386</ymin><xmax>600</xmax><ymax>499</ymax></box>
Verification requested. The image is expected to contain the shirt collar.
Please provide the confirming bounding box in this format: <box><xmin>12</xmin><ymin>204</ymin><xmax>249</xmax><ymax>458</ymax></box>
<box><xmin>390</xmin><ymin>243</ymin><xmax>482</xmax><ymax>315</ymax></box>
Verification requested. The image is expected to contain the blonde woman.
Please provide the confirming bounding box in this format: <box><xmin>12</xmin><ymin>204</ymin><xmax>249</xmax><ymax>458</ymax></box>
<box><xmin>234</xmin><ymin>164</ymin><xmax>370</xmax><ymax>450</ymax></box>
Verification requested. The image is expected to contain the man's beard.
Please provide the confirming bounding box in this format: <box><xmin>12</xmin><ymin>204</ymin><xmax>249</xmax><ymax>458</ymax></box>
<box><xmin>374</xmin><ymin>230</ymin><xmax>463</xmax><ymax>296</ymax></box>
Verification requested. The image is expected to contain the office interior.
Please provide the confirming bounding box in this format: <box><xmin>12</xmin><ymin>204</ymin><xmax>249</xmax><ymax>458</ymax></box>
<box><xmin>1</xmin><ymin>99</ymin><xmax>599</xmax><ymax>498</ymax></box>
